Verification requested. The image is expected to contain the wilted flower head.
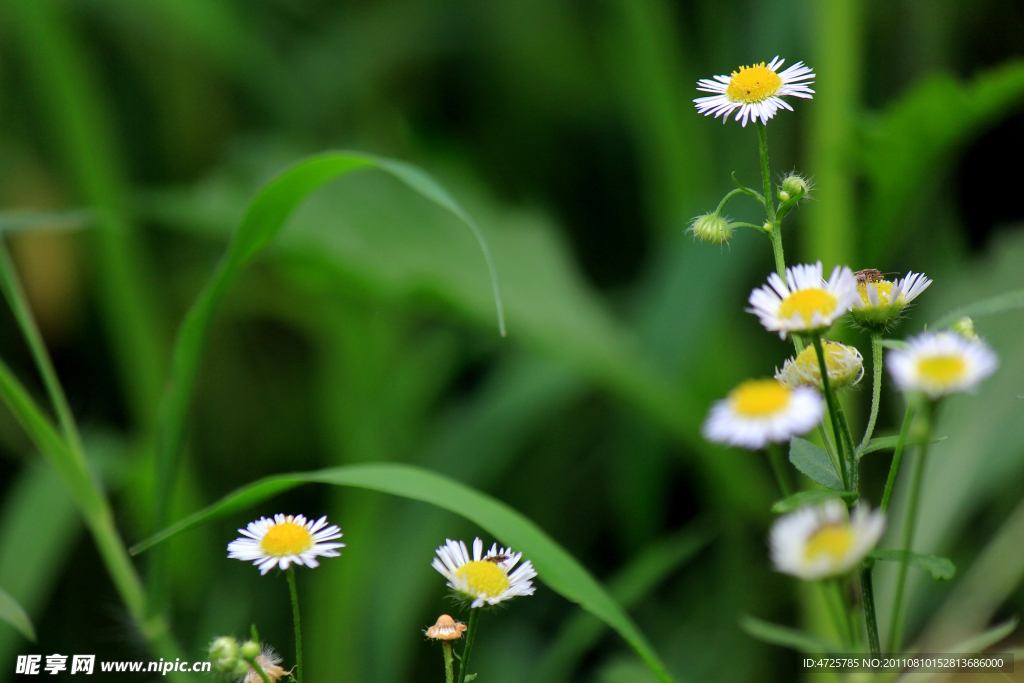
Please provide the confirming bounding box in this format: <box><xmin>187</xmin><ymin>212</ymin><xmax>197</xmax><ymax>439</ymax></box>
<box><xmin>425</xmin><ymin>614</ymin><xmax>468</xmax><ymax>641</ymax></box>
<box><xmin>776</xmin><ymin>340</ymin><xmax>864</xmax><ymax>390</ymax></box>
<box><xmin>241</xmin><ymin>647</ymin><xmax>287</xmax><ymax>683</ymax></box>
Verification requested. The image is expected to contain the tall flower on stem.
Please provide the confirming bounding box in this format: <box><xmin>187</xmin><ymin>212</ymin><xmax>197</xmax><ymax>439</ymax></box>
<box><xmin>748</xmin><ymin>262</ymin><xmax>859</xmax><ymax>339</ymax></box>
<box><xmin>432</xmin><ymin>538</ymin><xmax>536</xmax><ymax>683</ymax></box>
<box><xmin>227</xmin><ymin>514</ymin><xmax>344</xmax><ymax>683</ymax></box>
<box><xmin>694</xmin><ymin>57</ymin><xmax>815</xmax><ymax>127</ymax></box>
<box><xmin>425</xmin><ymin>615</ymin><xmax>468</xmax><ymax>683</ymax></box>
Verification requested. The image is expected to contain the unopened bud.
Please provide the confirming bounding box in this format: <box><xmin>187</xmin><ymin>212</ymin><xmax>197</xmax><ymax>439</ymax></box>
<box><xmin>781</xmin><ymin>173</ymin><xmax>810</xmax><ymax>200</ymax></box>
<box><xmin>240</xmin><ymin>640</ymin><xmax>261</xmax><ymax>660</ymax></box>
<box><xmin>776</xmin><ymin>340</ymin><xmax>864</xmax><ymax>390</ymax></box>
<box><xmin>208</xmin><ymin>636</ymin><xmax>239</xmax><ymax>673</ymax></box>
<box><xmin>688</xmin><ymin>213</ymin><xmax>734</xmax><ymax>245</ymax></box>
<box><xmin>951</xmin><ymin>317</ymin><xmax>979</xmax><ymax>341</ymax></box>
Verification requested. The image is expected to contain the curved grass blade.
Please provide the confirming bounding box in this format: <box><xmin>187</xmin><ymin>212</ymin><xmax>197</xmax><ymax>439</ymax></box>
<box><xmin>870</xmin><ymin>550</ymin><xmax>956</xmax><ymax>581</ymax></box>
<box><xmin>860</xmin><ymin>434</ymin><xmax>946</xmax><ymax>458</ymax></box>
<box><xmin>151</xmin><ymin>151</ymin><xmax>506</xmax><ymax>545</ymax></box>
<box><xmin>932</xmin><ymin>289</ymin><xmax>1024</xmax><ymax>329</ymax></box>
<box><xmin>0</xmin><ymin>587</ymin><xmax>35</xmax><ymax>642</ymax></box>
<box><xmin>0</xmin><ymin>209</ymin><xmax>92</xmax><ymax>234</ymax></box>
<box><xmin>739</xmin><ymin>614</ymin><xmax>842</xmax><ymax>654</ymax></box>
<box><xmin>132</xmin><ymin>463</ymin><xmax>675</xmax><ymax>683</ymax></box>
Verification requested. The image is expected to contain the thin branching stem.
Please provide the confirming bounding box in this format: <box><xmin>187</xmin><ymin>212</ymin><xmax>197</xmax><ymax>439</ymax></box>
<box><xmin>881</xmin><ymin>405</ymin><xmax>916</xmax><ymax>514</ymax></box>
<box><xmin>457</xmin><ymin>608</ymin><xmax>480</xmax><ymax>683</ymax></box>
<box><xmin>286</xmin><ymin>567</ymin><xmax>303</xmax><ymax>683</ymax></box>
<box><xmin>857</xmin><ymin>334</ymin><xmax>884</xmax><ymax>456</ymax></box>
<box><xmin>767</xmin><ymin>443</ymin><xmax>792</xmax><ymax>497</ymax></box>
<box><xmin>811</xmin><ymin>333</ymin><xmax>849</xmax><ymax>491</ymax></box>
<box><xmin>860</xmin><ymin>561</ymin><xmax>881</xmax><ymax>656</ymax></box>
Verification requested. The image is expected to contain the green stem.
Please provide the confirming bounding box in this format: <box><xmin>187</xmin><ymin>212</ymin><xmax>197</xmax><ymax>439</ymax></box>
<box><xmin>286</xmin><ymin>567</ymin><xmax>303</xmax><ymax>683</ymax></box>
<box><xmin>880</xmin><ymin>405</ymin><xmax>916</xmax><ymax>514</ymax></box>
<box><xmin>857</xmin><ymin>334</ymin><xmax>884</xmax><ymax>457</ymax></box>
<box><xmin>811</xmin><ymin>333</ymin><xmax>849</xmax><ymax>491</ymax></box>
<box><xmin>887</xmin><ymin>402</ymin><xmax>932</xmax><ymax>654</ymax></box>
<box><xmin>443</xmin><ymin>642</ymin><xmax>455</xmax><ymax>683</ymax></box>
<box><xmin>834</xmin><ymin>399</ymin><xmax>859</xmax><ymax>494</ymax></box>
<box><xmin>244</xmin><ymin>657</ymin><xmax>272</xmax><ymax>683</ymax></box>
<box><xmin>457</xmin><ymin>608</ymin><xmax>480</xmax><ymax>683</ymax></box>
<box><xmin>818</xmin><ymin>581</ymin><xmax>851</xmax><ymax>647</ymax></box>
<box><xmin>860</xmin><ymin>561</ymin><xmax>881</xmax><ymax>656</ymax></box>
<box><xmin>756</xmin><ymin>122</ymin><xmax>786</xmax><ymax>280</ymax></box>
<box><xmin>767</xmin><ymin>443</ymin><xmax>792</xmax><ymax>497</ymax></box>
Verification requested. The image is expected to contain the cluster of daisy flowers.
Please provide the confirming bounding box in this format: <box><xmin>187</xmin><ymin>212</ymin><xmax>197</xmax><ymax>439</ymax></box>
<box><xmin>222</xmin><ymin>512</ymin><xmax>536</xmax><ymax>682</ymax></box>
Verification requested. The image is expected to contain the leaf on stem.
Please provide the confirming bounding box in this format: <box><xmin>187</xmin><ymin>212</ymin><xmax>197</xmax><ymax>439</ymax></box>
<box><xmin>870</xmin><ymin>550</ymin><xmax>956</xmax><ymax>581</ymax></box>
<box><xmin>0</xmin><ymin>586</ymin><xmax>35</xmax><ymax>642</ymax></box>
<box><xmin>860</xmin><ymin>434</ymin><xmax>947</xmax><ymax>458</ymax></box>
<box><xmin>771</xmin><ymin>490</ymin><xmax>858</xmax><ymax>514</ymax></box>
<box><xmin>789</xmin><ymin>438</ymin><xmax>844</xmax><ymax>491</ymax></box>
<box><xmin>730</xmin><ymin>172</ymin><xmax>764</xmax><ymax>205</ymax></box>
<box><xmin>739</xmin><ymin>614</ymin><xmax>842</xmax><ymax>654</ymax></box>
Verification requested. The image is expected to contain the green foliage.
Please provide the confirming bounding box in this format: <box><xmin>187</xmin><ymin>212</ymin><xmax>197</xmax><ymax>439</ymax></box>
<box><xmin>739</xmin><ymin>615</ymin><xmax>842</xmax><ymax>654</ymax></box>
<box><xmin>0</xmin><ymin>589</ymin><xmax>34</xmax><ymax>643</ymax></box>
<box><xmin>771</xmin><ymin>490</ymin><xmax>858</xmax><ymax>514</ymax></box>
<box><xmin>789</xmin><ymin>438</ymin><xmax>844</xmax><ymax>491</ymax></box>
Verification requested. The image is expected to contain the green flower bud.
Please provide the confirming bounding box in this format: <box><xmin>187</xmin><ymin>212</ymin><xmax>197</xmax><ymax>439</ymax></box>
<box><xmin>688</xmin><ymin>213</ymin><xmax>734</xmax><ymax>245</ymax></box>
<box><xmin>240</xmin><ymin>640</ymin><xmax>261</xmax><ymax>661</ymax></box>
<box><xmin>208</xmin><ymin>636</ymin><xmax>239</xmax><ymax>673</ymax></box>
<box><xmin>781</xmin><ymin>173</ymin><xmax>810</xmax><ymax>200</ymax></box>
<box><xmin>776</xmin><ymin>340</ymin><xmax>864</xmax><ymax>390</ymax></box>
<box><xmin>232</xmin><ymin>659</ymin><xmax>250</xmax><ymax>678</ymax></box>
<box><xmin>951</xmin><ymin>316</ymin><xmax>979</xmax><ymax>341</ymax></box>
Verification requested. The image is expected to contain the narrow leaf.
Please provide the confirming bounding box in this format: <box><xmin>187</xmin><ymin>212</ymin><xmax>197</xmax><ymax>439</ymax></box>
<box><xmin>132</xmin><ymin>463</ymin><xmax>675</xmax><ymax>683</ymax></box>
<box><xmin>739</xmin><ymin>614</ymin><xmax>841</xmax><ymax>654</ymax></box>
<box><xmin>0</xmin><ymin>586</ymin><xmax>35</xmax><ymax>642</ymax></box>
<box><xmin>771</xmin><ymin>490</ymin><xmax>858</xmax><ymax>514</ymax></box>
<box><xmin>933</xmin><ymin>289</ymin><xmax>1024</xmax><ymax>329</ymax></box>
<box><xmin>789</xmin><ymin>438</ymin><xmax>844</xmax><ymax>491</ymax></box>
<box><xmin>879</xmin><ymin>339</ymin><xmax>910</xmax><ymax>351</ymax></box>
<box><xmin>0</xmin><ymin>209</ymin><xmax>91</xmax><ymax>234</ymax></box>
<box><xmin>871</xmin><ymin>550</ymin><xmax>956</xmax><ymax>580</ymax></box>
<box><xmin>860</xmin><ymin>434</ymin><xmax>946</xmax><ymax>457</ymax></box>
<box><xmin>947</xmin><ymin>617</ymin><xmax>1018</xmax><ymax>654</ymax></box>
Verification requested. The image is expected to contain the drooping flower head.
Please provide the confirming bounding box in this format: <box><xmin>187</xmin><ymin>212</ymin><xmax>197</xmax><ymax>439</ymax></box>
<box><xmin>227</xmin><ymin>514</ymin><xmax>344</xmax><ymax>575</ymax></box>
<box><xmin>425</xmin><ymin>614</ymin><xmax>468</xmax><ymax>641</ymax></box>
<box><xmin>702</xmin><ymin>378</ymin><xmax>825</xmax><ymax>450</ymax></box>
<box><xmin>771</xmin><ymin>501</ymin><xmax>885</xmax><ymax>580</ymax></box>
<box><xmin>887</xmin><ymin>331</ymin><xmax>998</xmax><ymax>399</ymax></box>
<box><xmin>850</xmin><ymin>270</ymin><xmax>932</xmax><ymax>332</ymax></box>
<box><xmin>749</xmin><ymin>262</ymin><xmax>859</xmax><ymax>339</ymax></box>
<box><xmin>694</xmin><ymin>56</ymin><xmax>815</xmax><ymax>127</ymax></box>
<box><xmin>241</xmin><ymin>646</ymin><xmax>287</xmax><ymax>683</ymax></box>
<box><xmin>776</xmin><ymin>340</ymin><xmax>864</xmax><ymax>390</ymax></box>
<box><xmin>432</xmin><ymin>538</ymin><xmax>536</xmax><ymax>608</ymax></box>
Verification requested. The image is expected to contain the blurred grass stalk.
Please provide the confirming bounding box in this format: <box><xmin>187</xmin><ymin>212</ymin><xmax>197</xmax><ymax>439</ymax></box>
<box><xmin>805</xmin><ymin>0</ymin><xmax>862</xmax><ymax>268</ymax></box>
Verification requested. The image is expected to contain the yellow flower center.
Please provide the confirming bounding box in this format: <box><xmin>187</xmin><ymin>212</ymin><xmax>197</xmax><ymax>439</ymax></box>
<box><xmin>778</xmin><ymin>288</ymin><xmax>838</xmax><ymax>325</ymax></box>
<box><xmin>455</xmin><ymin>561</ymin><xmax>510</xmax><ymax>598</ymax></box>
<box><xmin>804</xmin><ymin>523</ymin><xmax>855</xmax><ymax>562</ymax></box>
<box><xmin>731</xmin><ymin>379</ymin><xmax>791</xmax><ymax>417</ymax></box>
<box><xmin>857</xmin><ymin>281</ymin><xmax>894</xmax><ymax>307</ymax></box>
<box><xmin>260</xmin><ymin>522</ymin><xmax>313</xmax><ymax>557</ymax></box>
<box><xmin>726</xmin><ymin>64</ymin><xmax>783</xmax><ymax>103</ymax></box>
<box><xmin>917</xmin><ymin>355</ymin><xmax>967</xmax><ymax>386</ymax></box>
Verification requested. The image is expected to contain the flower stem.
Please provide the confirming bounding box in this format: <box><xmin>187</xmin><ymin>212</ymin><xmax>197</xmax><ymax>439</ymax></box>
<box><xmin>286</xmin><ymin>567</ymin><xmax>303</xmax><ymax>683</ymax></box>
<box><xmin>442</xmin><ymin>642</ymin><xmax>455</xmax><ymax>683</ymax></box>
<box><xmin>457</xmin><ymin>608</ymin><xmax>480</xmax><ymax>683</ymax></box>
<box><xmin>857</xmin><ymin>334</ymin><xmax>884</xmax><ymax>456</ymax></box>
<box><xmin>887</xmin><ymin>402</ymin><xmax>932</xmax><ymax>654</ymax></box>
<box><xmin>767</xmin><ymin>443</ymin><xmax>792</xmax><ymax>497</ymax></box>
<box><xmin>756</xmin><ymin>122</ymin><xmax>785</xmax><ymax>280</ymax></box>
<box><xmin>244</xmin><ymin>657</ymin><xmax>272</xmax><ymax>683</ymax></box>
<box><xmin>811</xmin><ymin>333</ymin><xmax>849</xmax><ymax>491</ymax></box>
<box><xmin>880</xmin><ymin>405</ymin><xmax>916</xmax><ymax>514</ymax></box>
<box><xmin>860</xmin><ymin>561</ymin><xmax>881</xmax><ymax>656</ymax></box>
<box><xmin>834</xmin><ymin>399</ymin><xmax>859</xmax><ymax>494</ymax></box>
<box><xmin>818</xmin><ymin>581</ymin><xmax>851</xmax><ymax>647</ymax></box>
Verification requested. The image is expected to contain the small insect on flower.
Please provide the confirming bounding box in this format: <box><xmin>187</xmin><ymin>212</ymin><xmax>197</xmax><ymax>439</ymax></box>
<box><xmin>850</xmin><ymin>270</ymin><xmax>932</xmax><ymax>332</ymax></box>
<box><xmin>887</xmin><ymin>331</ymin><xmax>998</xmax><ymax>399</ymax></box>
<box><xmin>748</xmin><ymin>262</ymin><xmax>859</xmax><ymax>339</ymax></box>
<box><xmin>694</xmin><ymin>56</ymin><xmax>815</xmax><ymax>127</ymax></box>
<box><xmin>432</xmin><ymin>538</ymin><xmax>537</xmax><ymax>608</ymax></box>
<box><xmin>227</xmin><ymin>514</ymin><xmax>344</xmax><ymax>575</ymax></box>
<box><xmin>702</xmin><ymin>378</ymin><xmax>825</xmax><ymax>450</ymax></box>
<box><xmin>771</xmin><ymin>501</ymin><xmax>885</xmax><ymax>580</ymax></box>
<box><xmin>425</xmin><ymin>614</ymin><xmax>468</xmax><ymax>641</ymax></box>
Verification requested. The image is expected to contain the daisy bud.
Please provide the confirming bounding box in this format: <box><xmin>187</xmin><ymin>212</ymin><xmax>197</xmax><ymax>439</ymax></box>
<box><xmin>208</xmin><ymin>636</ymin><xmax>240</xmax><ymax>673</ymax></box>
<box><xmin>688</xmin><ymin>212</ymin><xmax>734</xmax><ymax>245</ymax></box>
<box><xmin>951</xmin><ymin>316</ymin><xmax>979</xmax><ymax>341</ymax></box>
<box><xmin>776</xmin><ymin>340</ymin><xmax>864</xmax><ymax>390</ymax></box>
<box><xmin>240</xmin><ymin>640</ymin><xmax>261</xmax><ymax>661</ymax></box>
<box><xmin>781</xmin><ymin>173</ymin><xmax>810</xmax><ymax>200</ymax></box>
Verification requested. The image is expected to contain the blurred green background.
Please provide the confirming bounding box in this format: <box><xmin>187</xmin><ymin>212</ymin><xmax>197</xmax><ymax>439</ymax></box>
<box><xmin>0</xmin><ymin>0</ymin><xmax>1023</xmax><ymax>680</ymax></box>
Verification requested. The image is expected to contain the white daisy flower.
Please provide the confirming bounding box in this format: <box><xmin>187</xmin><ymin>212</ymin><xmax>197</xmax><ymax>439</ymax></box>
<box><xmin>887</xmin><ymin>331</ymin><xmax>998</xmax><ymax>399</ymax></box>
<box><xmin>749</xmin><ymin>262</ymin><xmax>859</xmax><ymax>339</ymax></box>
<box><xmin>851</xmin><ymin>271</ymin><xmax>932</xmax><ymax>331</ymax></box>
<box><xmin>432</xmin><ymin>538</ymin><xmax>536</xmax><ymax>608</ymax></box>
<box><xmin>776</xmin><ymin>340</ymin><xmax>864</xmax><ymax>390</ymax></box>
<box><xmin>771</xmin><ymin>501</ymin><xmax>885</xmax><ymax>580</ymax></box>
<box><xmin>702</xmin><ymin>378</ymin><xmax>825</xmax><ymax>450</ymax></box>
<box><xmin>227</xmin><ymin>514</ymin><xmax>344</xmax><ymax>575</ymax></box>
<box><xmin>694</xmin><ymin>56</ymin><xmax>815</xmax><ymax>127</ymax></box>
